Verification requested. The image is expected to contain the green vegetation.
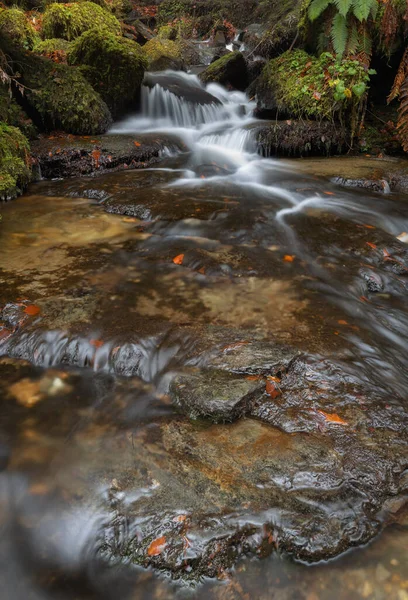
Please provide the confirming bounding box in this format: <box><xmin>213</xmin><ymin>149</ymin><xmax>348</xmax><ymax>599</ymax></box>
<box><xmin>0</xmin><ymin>8</ymin><xmax>39</xmax><ymax>50</ymax></box>
<box><xmin>68</xmin><ymin>29</ymin><xmax>147</xmax><ymax>116</ymax></box>
<box><xmin>200</xmin><ymin>51</ymin><xmax>247</xmax><ymax>90</ymax></box>
<box><xmin>42</xmin><ymin>2</ymin><xmax>121</xmax><ymax>41</ymax></box>
<box><xmin>262</xmin><ymin>50</ymin><xmax>373</xmax><ymax>135</ymax></box>
<box><xmin>0</xmin><ymin>123</ymin><xmax>31</xmax><ymax>200</ymax></box>
<box><xmin>35</xmin><ymin>38</ymin><xmax>71</xmax><ymax>53</ymax></box>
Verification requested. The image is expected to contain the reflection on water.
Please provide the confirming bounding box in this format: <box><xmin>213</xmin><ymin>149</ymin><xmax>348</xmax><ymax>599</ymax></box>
<box><xmin>0</xmin><ymin>71</ymin><xmax>408</xmax><ymax>599</ymax></box>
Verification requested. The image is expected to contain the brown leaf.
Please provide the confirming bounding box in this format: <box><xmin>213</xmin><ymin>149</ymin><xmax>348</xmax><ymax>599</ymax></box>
<box><xmin>147</xmin><ymin>536</ymin><xmax>166</xmax><ymax>556</ymax></box>
<box><xmin>172</xmin><ymin>254</ymin><xmax>184</xmax><ymax>265</ymax></box>
<box><xmin>133</xmin><ymin>141</ymin><xmax>141</xmax><ymax>147</ymax></box>
<box><xmin>90</xmin><ymin>339</ymin><xmax>104</xmax><ymax>348</ymax></box>
<box><xmin>318</xmin><ymin>410</ymin><xmax>348</xmax><ymax>425</ymax></box>
<box><xmin>24</xmin><ymin>304</ymin><xmax>41</xmax><ymax>316</ymax></box>
<box><xmin>283</xmin><ymin>255</ymin><xmax>295</xmax><ymax>262</ymax></box>
<box><xmin>366</xmin><ymin>242</ymin><xmax>377</xmax><ymax>249</ymax></box>
<box><xmin>265</xmin><ymin>380</ymin><xmax>281</xmax><ymax>399</ymax></box>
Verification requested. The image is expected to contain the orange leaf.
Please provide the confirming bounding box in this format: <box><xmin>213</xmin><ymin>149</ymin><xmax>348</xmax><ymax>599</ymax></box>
<box><xmin>245</xmin><ymin>374</ymin><xmax>262</xmax><ymax>381</ymax></box>
<box><xmin>173</xmin><ymin>514</ymin><xmax>187</xmax><ymax>523</ymax></box>
<box><xmin>265</xmin><ymin>380</ymin><xmax>281</xmax><ymax>399</ymax></box>
<box><xmin>23</xmin><ymin>304</ymin><xmax>41</xmax><ymax>316</ymax></box>
<box><xmin>283</xmin><ymin>255</ymin><xmax>295</xmax><ymax>262</ymax></box>
<box><xmin>90</xmin><ymin>339</ymin><xmax>104</xmax><ymax>348</ymax></box>
<box><xmin>267</xmin><ymin>375</ymin><xmax>281</xmax><ymax>383</ymax></box>
<box><xmin>366</xmin><ymin>242</ymin><xmax>377</xmax><ymax>249</ymax></box>
<box><xmin>363</xmin><ymin>224</ymin><xmax>375</xmax><ymax>229</ymax></box>
<box><xmin>91</xmin><ymin>149</ymin><xmax>101</xmax><ymax>168</ymax></box>
<box><xmin>133</xmin><ymin>141</ymin><xmax>141</xmax><ymax>147</ymax></box>
<box><xmin>318</xmin><ymin>410</ymin><xmax>348</xmax><ymax>425</ymax></box>
<box><xmin>323</xmin><ymin>191</ymin><xmax>335</xmax><ymax>196</ymax></box>
<box><xmin>147</xmin><ymin>536</ymin><xmax>166</xmax><ymax>556</ymax></box>
<box><xmin>337</xmin><ymin>319</ymin><xmax>348</xmax><ymax>325</ymax></box>
<box><xmin>172</xmin><ymin>254</ymin><xmax>184</xmax><ymax>265</ymax></box>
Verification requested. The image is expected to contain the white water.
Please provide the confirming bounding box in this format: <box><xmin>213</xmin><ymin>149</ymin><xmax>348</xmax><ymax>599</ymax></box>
<box><xmin>111</xmin><ymin>70</ymin><xmax>408</xmax><ymax>236</ymax></box>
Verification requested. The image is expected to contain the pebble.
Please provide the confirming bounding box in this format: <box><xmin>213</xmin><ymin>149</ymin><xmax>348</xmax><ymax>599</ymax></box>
<box><xmin>375</xmin><ymin>563</ymin><xmax>391</xmax><ymax>583</ymax></box>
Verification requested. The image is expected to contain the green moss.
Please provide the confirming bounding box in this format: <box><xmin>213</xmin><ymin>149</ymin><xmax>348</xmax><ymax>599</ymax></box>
<box><xmin>263</xmin><ymin>50</ymin><xmax>372</xmax><ymax>131</ymax></box>
<box><xmin>34</xmin><ymin>38</ymin><xmax>72</xmax><ymax>54</ymax></box>
<box><xmin>0</xmin><ymin>8</ymin><xmax>39</xmax><ymax>50</ymax></box>
<box><xmin>143</xmin><ymin>38</ymin><xmax>181</xmax><ymax>63</ymax></box>
<box><xmin>68</xmin><ymin>28</ymin><xmax>147</xmax><ymax>117</ymax></box>
<box><xmin>42</xmin><ymin>2</ymin><xmax>121</xmax><ymax>41</ymax></box>
<box><xmin>157</xmin><ymin>24</ymin><xmax>177</xmax><ymax>40</ymax></box>
<box><xmin>0</xmin><ymin>84</ymin><xmax>37</xmax><ymax>139</ymax></box>
<box><xmin>0</xmin><ymin>122</ymin><xmax>31</xmax><ymax>200</ymax></box>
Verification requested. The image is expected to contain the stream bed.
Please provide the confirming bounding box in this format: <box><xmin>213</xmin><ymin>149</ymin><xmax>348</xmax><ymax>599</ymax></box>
<box><xmin>0</xmin><ymin>72</ymin><xmax>407</xmax><ymax>599</ymax></box>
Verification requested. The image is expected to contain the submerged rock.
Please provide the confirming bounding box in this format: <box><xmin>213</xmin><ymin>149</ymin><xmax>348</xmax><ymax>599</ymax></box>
<box><xmin>170</xmin><ymin>369</ymin><xmax>264</xmax><ymax>422</ymax></box>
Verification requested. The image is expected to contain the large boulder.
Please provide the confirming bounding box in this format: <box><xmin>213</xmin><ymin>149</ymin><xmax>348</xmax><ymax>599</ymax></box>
<box><xmin>41</xmin><ymin>2</ymin><xmax>121</xmax><ymax>41</ymax></box>
<box><xmin>199</xmin><ymin>51</ymin><xmax>248</xmax><ymax>91</ymax></box>
<box><xmin>0</xmin><ymin>8</ymin><xmax>39</xmax><ymax>50</ymax></box>
<box><xmin>0</xmin><ymin>123</ymin><xmax>31</xmax><ymax>201</ymax></box>
<box><xmin>68</xmin><ymin>29</ymin><xmax>147</xmax><ymax>117</ymax></box>
<box><xmin>2</xmin><ymin>39</ymin><xmax>112</xmax><ymax>135</ymax></box>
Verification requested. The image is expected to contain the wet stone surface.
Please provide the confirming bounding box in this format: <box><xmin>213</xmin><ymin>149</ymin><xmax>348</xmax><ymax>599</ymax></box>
<box><xmin>1</xmin><ymin>129</ymin><xmax>408</xmax><ymax>595</ymax></box>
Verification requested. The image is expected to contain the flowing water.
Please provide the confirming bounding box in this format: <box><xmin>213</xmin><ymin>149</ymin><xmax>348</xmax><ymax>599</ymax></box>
<box><xmin>0</xmin><ymin>71</ymin><xmax>407</xmax><ymax>599</ymax></box>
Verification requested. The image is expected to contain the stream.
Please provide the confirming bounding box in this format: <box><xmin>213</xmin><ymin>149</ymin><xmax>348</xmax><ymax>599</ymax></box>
<box><xmin>0</xmin><ymin>71</ymin><xmax>407</xmax><ymax>599</ymax></box>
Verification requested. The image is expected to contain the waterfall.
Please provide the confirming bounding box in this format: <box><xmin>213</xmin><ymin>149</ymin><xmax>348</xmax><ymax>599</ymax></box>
<box><xmin>140</xmin><ymin>84</ymin><xmax>228</xmax><ymax>128</ymax></box>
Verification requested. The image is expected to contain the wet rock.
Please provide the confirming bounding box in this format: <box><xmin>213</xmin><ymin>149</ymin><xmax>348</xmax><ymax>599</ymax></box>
<box><xmin>255</xmin><ymin>121</ymin><xmax>348</xmax><ymax>157</ymax></box>
<box><xmin>332</xmin><ymin>177</ymin><xmax>391</xmax><ymax>193</ymax></box>
<box><xmin>199</xmin><ymin>52</ymin><xmax>249</xmax><ymax>91</ymax></box>
<box><xmin>31</xmin><ymin>133</ymin><xmax>185</xmax><ymax>179</ymax></box>
<box><xmin>143</xmin><ymin>71</ymin><xmax>221</xmax><ymax>105</ymax></box>
<box><xmin>124</xmin><ymin>19</ymin><xmax>155</xmax><ymax>45</ymax></box>
<box><xmin>170</xmin><ymin>369</ymin><xmax>264</xmax><ymax>422</ymax></box>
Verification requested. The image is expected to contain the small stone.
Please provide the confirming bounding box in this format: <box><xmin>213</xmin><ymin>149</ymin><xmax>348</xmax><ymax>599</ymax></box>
<box><xmin>390</xmin><ymin>558</ymin><xmax>399</xmax><ymax>566</ymax></box>
<box><xmin>376</xmin><ymin>563</ymin><xmax>391</xmax><ymax>583</ymax></box>
<box><xmin>397</xmin><ymin>591</ymin><xmax>408</xmax><ymax>600</ymax></box>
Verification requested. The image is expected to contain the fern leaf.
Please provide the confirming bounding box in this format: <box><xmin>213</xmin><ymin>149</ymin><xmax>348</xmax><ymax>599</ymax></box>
<box><xmin>352</xmin><ymin>0</ymin><xmax>377</xmax><ymax>22</ymax></box>
<box><xmin>334</xmin><ymin>0</ymin><xmax>352</xmax><ymax>17</ymax></box>
<box><xmin>388</xmin><ymin>47</ymin><xmax>408</xmax><ymax>103</ymax></box>
<box><xmin>308</xmin><ymin>0</ymin><xmax>332</xmax><ymax>21</ymax></box>
<box><xmin>358</xmin><ymin>25</ymin><xmax>372</xmax><ymax>59</ymax></box>
<box><xmin>331</xmin><ymin>13</ymin><xmax>348</xmax><ymax>57</ymax></box>
<box><xmin>396</xmin><ymin>73</ymin><xmax>408</xmax><ymax>152</ymax></box>
<box><xmin>346</xmin><ymin>22</ymin><xmax>359</xmax><ymax>54</ymax></box>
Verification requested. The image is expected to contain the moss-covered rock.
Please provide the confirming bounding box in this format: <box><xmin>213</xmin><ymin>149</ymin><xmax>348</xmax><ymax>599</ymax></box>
<box><xmin>253</xmin><ymin>50</ymin><xmax>372</xmax><ymax>133</ymax></box>
<box><xmin>42</xmin><ymin>2</ymin><xmax>121</xmax><ymax>41</ymax></box>
<box><xmin>157</xmin><ymin>24</ymin><xmax>177</xmax><ymax>41</ymax></box>
<box><xmin>68</xmin><ymin>29</ymin><xmax>147</xmax><ymax>117</ymax></box>
<box><xmin>34</xmin><ymin>38</ymin><xmax>71</xmax><ymax>61</ymax></box>
<box><xmin>199</xmin><ymin>51</ymin><xmax>248</xmax><ymax>91</ymax></box>
<box><xmin>0</xmin><ymin>83</ymin><xmax>37</xmax><ymax>139</ymax></box>
<box><xmin>143</xmin><ymin>38</ymin><xmax>182</xmax><ymax>63</ymax></box>
<box><xmin>0</xmin><ymin>8</ymin><xmax>39</xmax><ymax>50</ymax></box>
<box><xmin>0</xmin><ymin>122</ymin><xmax>31</xmax><ymax>200</ymax></box>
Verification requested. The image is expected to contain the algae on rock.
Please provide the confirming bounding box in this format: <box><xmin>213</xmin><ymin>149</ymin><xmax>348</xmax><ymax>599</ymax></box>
<box><xmin>68</xmin><ymin>29</ymin><xmax>147</xmax><ymax>117</ymax></box>
<box><xmin>42</xmin><ymin>1</ymin><xmax>121</xmax><ymax>41</ymax></box>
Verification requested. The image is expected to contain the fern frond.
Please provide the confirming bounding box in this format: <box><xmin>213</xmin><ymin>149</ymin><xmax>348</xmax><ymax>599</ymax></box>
<box><xmin>396</xmin><ymin>73</ymin><xmax>408</xmax><ymax>152</ymax></box>
<box><xmin>358</xmin><ymin>24</ymin><xmax>372</xmax><ymax>58</ymax></box>
<box><xmin>331</xmin><ymin>13</ymin><xmax>348</xmax><ymax>57</ymax></box>
<box><xmin>334</xmin><ymin>0</ymin><xmax>352</xmax><ymax>17</ymax></box>
<box><xmin>388</xmin><ymin>47</ymin><xmax>408</xmax><ymax>103</ymax></box>
<box><xmin>352</xmin><ymin>0</ymin><xmax>377</xmax><ymax>22</ymax></box>
<box><xmin>346</xmin><ymin>21</ymin><xmax>359</xmax><ymax>54</ymax></box>
<box><xmin>308</xmin><ymin>0</ymin><xmax>332</xmax><ymax>21</ymax></box>
<box><xmin>379</xmin><ymin>0</ymin><xmax>398</xmax><ymax>47</ymax></box>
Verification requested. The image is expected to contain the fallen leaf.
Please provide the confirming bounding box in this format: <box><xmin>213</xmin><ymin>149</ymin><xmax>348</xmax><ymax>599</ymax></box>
<box><xmin>266</xmin><ymin>375</ymin><xmax>281</xmax><ymax>383</ymax></box>
<box><xmin>337</xmin><ymin>319</ymin><xmax>348</xmax><ymax>325</ymax></box>
<box><xmin>91</xmin><ymin>149</ymin><xmax>101</xmax><ymax>168</ymax></box>
<box><xmin>24</xmin><ymin>304</ymin><xmax>41</xmax><ymax>316</ymax></box>
<box><xmin>265</xmin><ymin>380</ymin><xmax>281</xmax><ymax>399</ymax></box>
<box><xmin>173</xmin><ymin>514</ymin><xmax>187</xmax><ymax>523</ymax></box>
<box><xmin>147</xmin><ymin>536</ymin><xmax>166</xmax><ymax>556</ymax></box>
<box><xmin>90</xmin><ymin>339</ymin><xmax>104</xmax><ymax>348</ymax></box>
<box><xmin>133</xmin><ymin>141</ymin><xmax>141</xmax><ymax>147</ymax></box>
<box><xmin>363</xmin><ymin>224</ymin><xmax>375</xmax><ymax>229</ymax></box>
<box><xmin>366</xmin><ymin>242</ymin><xmax>377</xmax><ymax>249</ymax></box>
<box><xmin>283</xmin><ymin>255</ymin><xmax>295</xmax><ymax>262</ymax></box>
<box><xmin>172</xmin><ymin>254</ymin><xmax>184</xmax><ymax>265</ymax></box>
<box><xmin>318</xmin><ymin>410</ymin><xmax>348</xmax><ymax>425</ymax></box>
<box><xmin>245</xmin><ymin>374</ymin><xmax>262</xmax><ymax>381</ymax></box>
